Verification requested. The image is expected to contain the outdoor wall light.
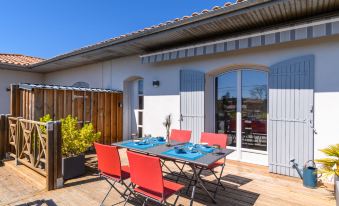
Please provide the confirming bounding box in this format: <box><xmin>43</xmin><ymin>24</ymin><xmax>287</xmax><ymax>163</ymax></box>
<box><xmin>152</xmin><ymin>80</ymin><xmax>160</xmax><ymax>88</ymax></box>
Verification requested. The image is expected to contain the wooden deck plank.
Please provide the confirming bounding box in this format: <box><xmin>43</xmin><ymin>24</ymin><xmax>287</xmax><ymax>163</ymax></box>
<box><xmin>3</xmin><ymin>149</ymin><xmax>335</xmax><ymax>206</ymax></box>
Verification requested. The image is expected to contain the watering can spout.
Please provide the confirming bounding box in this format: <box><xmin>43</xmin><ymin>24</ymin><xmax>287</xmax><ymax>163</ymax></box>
<box><xmin>290</xmin><ymin>159</ymin><xmax>303</xmax><ymax>179</ymax></box>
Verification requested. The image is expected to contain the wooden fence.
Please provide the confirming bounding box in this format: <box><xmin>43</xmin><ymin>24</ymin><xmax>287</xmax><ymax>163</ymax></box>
<box><xmin>0</xmin><ymin>114</ymin><xmax>62</xmax><ymax>190</ymax></box>
<box><xmin>11</xmin><ymin>84</ymin><xmax>123</xmax><ymax>145</ymax></box>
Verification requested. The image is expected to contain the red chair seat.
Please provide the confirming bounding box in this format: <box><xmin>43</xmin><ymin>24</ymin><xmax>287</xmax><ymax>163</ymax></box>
<box><xmin>208</xmin><ymin>160</ymin><xmax>224</xmax><ymax>169</ymax></box>
<box><xmin>101</xmin><ymin>165</ymin><xmax>130</xmax><ymax>181</ymax></box>
<box><xmin>134</xmin><ymin>180</ymin><xmax>184</xmax><ymax>201</ymax></box>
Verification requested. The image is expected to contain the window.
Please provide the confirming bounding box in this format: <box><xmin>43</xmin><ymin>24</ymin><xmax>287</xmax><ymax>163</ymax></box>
<box><xmin>137</xmin><ymin>79</ymin><xmax>144</xmax><ymax>137</ymax></box>
<box><xmin>215</xmin><ymin>69</ymin><xmax>268</xmax><ymax>151</ymax></box>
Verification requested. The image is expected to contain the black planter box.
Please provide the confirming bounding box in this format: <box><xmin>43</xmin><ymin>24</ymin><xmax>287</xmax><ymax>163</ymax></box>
<box><xmin>62</xmin><ymin>154</ymin><xmax>85</xmax><ymax>180</ymax></box>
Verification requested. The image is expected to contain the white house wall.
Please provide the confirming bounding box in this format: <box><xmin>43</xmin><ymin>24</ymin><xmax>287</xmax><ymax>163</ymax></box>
<box><xmin>0</xmin><ymin>69</ymin><xmax>43</xmax><ymax>114</ymax></box>
<box><xmin>44</xmin><ymin>36</ymin><xmax>339</xmax><ymax>166</ymax></box>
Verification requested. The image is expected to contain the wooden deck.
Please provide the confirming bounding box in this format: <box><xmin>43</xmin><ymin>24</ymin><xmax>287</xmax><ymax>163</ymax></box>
<box><xmin>0</xmin><ymin>149</ymin><xmax>335</xmax><ymax>206</ymax></box>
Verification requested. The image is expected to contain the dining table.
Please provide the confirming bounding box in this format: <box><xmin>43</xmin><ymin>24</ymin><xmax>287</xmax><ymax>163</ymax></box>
<box><xmin>112</xmin><ymin>138</ymin><xmax>234</xmax><ymax>205</ymax></box>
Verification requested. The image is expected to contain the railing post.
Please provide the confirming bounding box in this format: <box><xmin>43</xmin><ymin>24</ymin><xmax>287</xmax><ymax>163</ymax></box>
<box><xmin>0</xmin><ymin>114</ymin><xmax>5</xmax><ymax>160</ymax></box>
<box><xmin>15</xmin><ymin>117</ymin><xmax>22</xmax><ymax>165</ymax></box>
<box><xmin>46</xmin><ymin>121</ymin><xmax>55</xmax><ymax>190</ymax></box>
<box><xmin>5</xmin><ymin>115</ymin><xmax>9</xmax><ymax>159</ymax></box>
<box><xmin>54</xmin><ymin>121</ymin><xmax>63</xmax><ymax>189</ymax></box>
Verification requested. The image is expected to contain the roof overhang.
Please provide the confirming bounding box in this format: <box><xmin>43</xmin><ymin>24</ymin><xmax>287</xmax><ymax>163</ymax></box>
<box><xmin>141</xmin><ymin>15</ymin><xmax>339</xmax><ymax>63</ymax></box>
<box><xmin>0</xmin><ymin>63</ymin><xmax>34</xmax><ymax>72</ymax></box>
<box><xmin>17</xmin><ymin>0</ymin><xmax>339</xmax><ymax>72</ymax></box>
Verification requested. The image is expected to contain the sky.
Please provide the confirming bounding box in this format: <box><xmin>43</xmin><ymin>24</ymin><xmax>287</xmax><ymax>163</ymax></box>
<box><xmin>0</xmin><ymin>0</ymin><xmax>235</xmax><ymax>59</ymax></box>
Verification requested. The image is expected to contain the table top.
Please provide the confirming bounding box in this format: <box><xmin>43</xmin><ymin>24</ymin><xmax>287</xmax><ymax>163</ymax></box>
<box><xmin>112</xmin><ymin>140</ymin><xmax>235</xmax><ymax>167</ymax></box>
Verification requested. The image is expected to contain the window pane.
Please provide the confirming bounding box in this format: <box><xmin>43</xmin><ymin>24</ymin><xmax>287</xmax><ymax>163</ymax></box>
<box><xmin>138</xmin><ymin>96</ymin><xmax>144</xmax><ymax>110</ymax></box>
<box><xmin>241</xmin><ymin>70</ymin><xmax>267</xmax><ymax>151</ymax></box>
<box><xmin>138</xmin><ymin>80</ymin><xmax>143</xmax><ymax>95</ymax></box>
<box><xmin>215</xmin><ymin>71</ymin><xmax>237</xmax><ymax>147</ymax></box>
<box><xmin>138</xmin><ymin>111</ymin><xmax>143</xmax><ymax>126</ymax></box>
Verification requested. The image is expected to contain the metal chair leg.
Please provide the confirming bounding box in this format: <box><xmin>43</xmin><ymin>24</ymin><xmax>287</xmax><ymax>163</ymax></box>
<box><xmin>100</xmin><ymin>185</ymin><xmax>113</xmax><ymax>206</ymax></box>
<box><xmin>173</xmin><ymin>194</ymin><xmax>180</xmax><ymax>205</ymax></box>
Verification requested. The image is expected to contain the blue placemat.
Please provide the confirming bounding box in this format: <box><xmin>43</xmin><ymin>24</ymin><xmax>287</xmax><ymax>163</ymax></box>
<box><xmin>162</xmin><ymin>149</ymin><xmax>204</xmax><ymax>160</ymax></box>
<box><xmin>195</xmin><ymin>145</ymin><xmax>215</xmax><ymax>153</ymax></box>
<box><xmin>121</xmin><ymin>139</ymin><xmax>165</xmax><ymax>150</ymax></box>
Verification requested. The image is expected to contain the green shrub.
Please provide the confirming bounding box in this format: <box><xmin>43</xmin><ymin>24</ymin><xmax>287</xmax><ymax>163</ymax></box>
<box><xmin>39</xmin><ymin>114</ymin><xmax>53</xmax><ymax>134</ymax></box>
<box><xmin>39</xmin><ymin>114</ymin><xmax>101</xmax><ymax>157</ymax></box>
<box><xmin>61</xmin><ymin>115</ymin><xmax>100</xmax><ymax>157</ymax></box>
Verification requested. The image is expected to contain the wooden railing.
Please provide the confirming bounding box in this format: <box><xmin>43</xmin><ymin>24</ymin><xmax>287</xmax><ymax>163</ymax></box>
<box><xmin>0</xmin><ymin>115</ymin><xmax>62</xmax><ymax>190</ymax></box>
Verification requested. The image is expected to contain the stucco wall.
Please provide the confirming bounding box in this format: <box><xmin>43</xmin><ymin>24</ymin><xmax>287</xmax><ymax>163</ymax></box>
<box><xmin>44</xmin><ymin>36</ymin><xmax>339</xmax><ymax>165</ymax></box>
<box><xmin>0</xmin><ymin>69</ymin><xmax>43</xmax><ymax>114</ymax></box>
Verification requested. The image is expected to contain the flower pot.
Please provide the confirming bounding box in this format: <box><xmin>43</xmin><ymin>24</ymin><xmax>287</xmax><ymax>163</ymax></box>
<box><xmin>62</xmin><ymin>154</ymin><xmax>85</xmax><ymax>180</ymax></box>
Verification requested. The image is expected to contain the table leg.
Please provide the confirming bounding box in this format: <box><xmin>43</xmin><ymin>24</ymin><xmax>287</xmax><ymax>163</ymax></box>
<box><xmin>190</xmin><ymin>164</ymin><xmax>217</xmax><ymax>204</ymax></box>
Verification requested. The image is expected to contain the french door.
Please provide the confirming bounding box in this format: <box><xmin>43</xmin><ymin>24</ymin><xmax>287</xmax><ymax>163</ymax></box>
<box><xmin>215</xmin><ymin>69</ymin><xmax>268</xmax><ymax>157</ymax></box>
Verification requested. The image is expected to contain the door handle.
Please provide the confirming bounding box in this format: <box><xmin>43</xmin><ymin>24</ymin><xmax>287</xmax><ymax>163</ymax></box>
<box><xmin>179</xmin><ymin>114</ymin><xmax>183</xmax><ymax>121</ymax></box>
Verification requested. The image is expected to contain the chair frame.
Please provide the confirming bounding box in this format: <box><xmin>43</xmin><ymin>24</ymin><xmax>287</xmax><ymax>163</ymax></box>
<box><xmin>95</xmin><ymin>143</ymin><xmax>137</xmax><ymax>206</ymax></box>
<box><xmin>126</xmin><ymin>150</ymin><xmax>183</xmax><ymax>206</ymax></box>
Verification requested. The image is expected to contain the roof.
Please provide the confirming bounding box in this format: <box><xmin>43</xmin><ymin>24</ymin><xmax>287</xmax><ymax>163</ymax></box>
<box><xmin>0</xmin><ymin>53</ymin><xmax>44</xmax><ymax>66</ymax></box>
<box><xmin>18</xmin><ymin>83</ymin><xmax>122</xmax><ymax>93</ymax></box>
<box><xmin>2</xmin><ymin>0</ymin><xmax>339</xmax><ymax>72</ymax></box>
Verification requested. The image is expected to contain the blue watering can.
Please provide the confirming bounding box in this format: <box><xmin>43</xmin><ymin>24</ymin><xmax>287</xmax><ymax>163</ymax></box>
<box><xmin>290</xmin><ymin>159</ymin><xmax>318</xmax><ymax>188</ymax></box>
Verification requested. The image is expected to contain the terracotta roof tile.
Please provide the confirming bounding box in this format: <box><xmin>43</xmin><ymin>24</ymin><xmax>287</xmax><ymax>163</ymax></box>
<box><xmin>0</xmin><ymin>53</ymin><xmax>44</xmax><ymax>66</ymax></box>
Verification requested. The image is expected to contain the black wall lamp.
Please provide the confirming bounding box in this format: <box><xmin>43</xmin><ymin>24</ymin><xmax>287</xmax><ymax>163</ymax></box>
<box><xmin>152</xmin><ymin>80</ymin><xmax>160</xmax><ymax>88</ymax></box>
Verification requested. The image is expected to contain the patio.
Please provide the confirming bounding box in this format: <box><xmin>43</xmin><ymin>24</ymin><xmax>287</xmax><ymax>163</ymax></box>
<box><xmin>0</xmin><ymin>149</ymin><xmax>335</xmax><ymax>206</ymax></box>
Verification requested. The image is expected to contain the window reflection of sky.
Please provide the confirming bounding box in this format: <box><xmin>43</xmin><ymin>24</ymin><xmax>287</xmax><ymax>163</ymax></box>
<box><xmin>216</xmin><ymin>70</ymin><xmax>267</xmax><ymax>100</ymax></box>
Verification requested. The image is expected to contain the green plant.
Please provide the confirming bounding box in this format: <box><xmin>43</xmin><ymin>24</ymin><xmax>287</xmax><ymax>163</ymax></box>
<box><xmin>39</xmin><ymin>114</ymin><xmax>53</xmax><ymax>134</ymax></box>
<box><xmin>315</xmin><ymin>144</ymin><xmax>339</xmax><ymax>178</ymax></box>
<box><xmin>61</xmin><ymin>115</ymin><xmax>100</xmax><ymax>157</ymax></box>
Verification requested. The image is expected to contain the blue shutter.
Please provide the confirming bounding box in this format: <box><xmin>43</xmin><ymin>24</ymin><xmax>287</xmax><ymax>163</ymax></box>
<box><xmin>180</xmin><ymin>70</ymin><xmax>205</xmax><ymax>143</ymax></box>
<box><xmin>268</xmin><ymin>55</ymin><xmax>315</xmax><ymax>177</ymax></box>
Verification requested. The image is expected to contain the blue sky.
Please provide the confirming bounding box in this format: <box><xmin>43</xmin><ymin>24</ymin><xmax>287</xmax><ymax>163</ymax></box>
<box><xmin>0</xmin><ymin>0</ymin><xmax>235</xmax><ymax>59</ymax></box>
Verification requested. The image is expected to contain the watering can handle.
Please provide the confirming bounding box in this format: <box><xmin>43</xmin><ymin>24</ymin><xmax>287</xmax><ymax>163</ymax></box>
<box><xmin>304</xmin><ymin>160</ymin><xmax>316</xmax><ymax>168</ymax></box>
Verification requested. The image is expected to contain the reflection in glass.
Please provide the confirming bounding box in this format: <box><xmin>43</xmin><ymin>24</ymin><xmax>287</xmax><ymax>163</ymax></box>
<box><xmin>215</xmin><ymin>71</ymin><xmax>237</xmax><ymax>147</ymax></box>
<box><xmin>241</xmin><ymin>70</ymin><xmax>267</xmax><ymax>151</ymax></box>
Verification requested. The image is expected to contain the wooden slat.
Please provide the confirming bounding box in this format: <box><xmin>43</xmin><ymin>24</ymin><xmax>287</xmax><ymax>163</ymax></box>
<box><xmin>97</xmin><ymin>93</ymin><xmax>104</xmax><ymax>144</ymax></box>
<box><xmin>10</xmin><ymin>85</ymin><xmax>20</xmax><ymax>117</ymax></box>
<box><xmin>117</xmin><ymin>93</ymin><xmax>123</xmax><ymax>142</ymax></box>
<box><xmin>111</xmin><ymin>93</ymin><xmax>117</xmax><ymax>143</ymax></box>
<box><xmin>92</xmin><ymin>93</ymin><xmax>98</xmax><ymax>133</ymax></box>
<box><xmin>104</xmin><ymin>93</ymin><xmax>111</xmax><ymax>145</ymax></box>
<box><xmin>33</xmin><ymin>89</ymin><xmax>44</xmax><ymax>121</ymax></box>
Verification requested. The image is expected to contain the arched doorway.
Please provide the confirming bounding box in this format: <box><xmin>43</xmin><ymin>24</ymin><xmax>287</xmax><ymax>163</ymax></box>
<box><xmin>123</xmin><ymin>76</ymin><xmax>144</xmax><ymax>139</ymax></box>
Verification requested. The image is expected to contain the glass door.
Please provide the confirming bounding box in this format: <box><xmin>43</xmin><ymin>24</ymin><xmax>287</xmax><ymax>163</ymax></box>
<box><xmin>215</xmin><ymin>69</ymin><xmax>268</xmax><ymax>155</ymax></box>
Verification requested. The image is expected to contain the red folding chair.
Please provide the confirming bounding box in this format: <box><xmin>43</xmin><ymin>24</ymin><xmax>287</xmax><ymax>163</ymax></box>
<box><xmin>169</xmin><ymin>129</ymin><xmax>192</xmax><ymax>143</ymax></box>
<box><xmin>199</xmin><ymin>132</ymin><xmax>228</xmax><ymax>197</ymax></box>
<box><xmin>126</xmin><ymin>151</ymin><xmax>184</xmax><ymax>206</ymax></box>
<box><xmin>162</xmin><ymin>129</ymin><xmax>192</xmax><ymax>181</ymax></box>
<box><xmin>94</xmin><ymin>143</ymin><xmax>134</xmax><ymax>206</ymax></box>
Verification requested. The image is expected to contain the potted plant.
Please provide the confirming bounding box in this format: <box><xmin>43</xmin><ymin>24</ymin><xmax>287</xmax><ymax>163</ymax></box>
<box><xmin>163</xmin><ymin>114</ymin><xmax>172</xmax><ymax>146</ymax></box>
<box><xmin>40</xmin><ymin>115</ymin><xmax>100</xmax><ymax>180</ymax></box>
<box><xmin>61</xmin><ymin>115</ymin><xmax>100</xmax><ymax>180</ymax></box>
<box><xmin>315</xmin><ymin>144</ymin><xmax>339</xmax><ymax>199</ymax></box>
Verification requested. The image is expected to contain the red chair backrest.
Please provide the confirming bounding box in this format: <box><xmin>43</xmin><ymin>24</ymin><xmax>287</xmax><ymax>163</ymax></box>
<box><xmin>127</xmin><ymin>151</ymin><xmax>164</xmax><ymax>195</ymax></box>
<box><xmin>94</xmin><ymin>143</ymin><xmax>122</xmax><ymax>178</ymax></box>
<box><xmin>170</xmin><ymin>129</ymin><xmax>192</xmax><ymax>143</ymax></box>
<box><xmin>200</xmin><ymin>132</ymin><xmax>228</xmax><ymax>149</ymax></box>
